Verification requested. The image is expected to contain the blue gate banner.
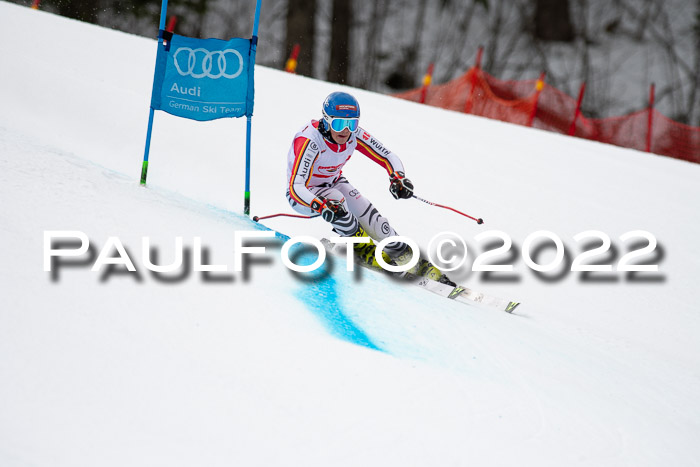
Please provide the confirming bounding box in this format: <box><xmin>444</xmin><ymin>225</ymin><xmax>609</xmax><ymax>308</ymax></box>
<box><xmin>150</xmin><ymin>33</ymin><xmax>254</xmax><ymax>121</ymax></box>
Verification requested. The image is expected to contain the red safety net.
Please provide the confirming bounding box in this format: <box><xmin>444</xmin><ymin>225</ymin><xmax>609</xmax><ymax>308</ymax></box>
<box><xmin>393</xmin><ymin>67</ymin><xmax>700</xmax><ymax>164</ymax></box>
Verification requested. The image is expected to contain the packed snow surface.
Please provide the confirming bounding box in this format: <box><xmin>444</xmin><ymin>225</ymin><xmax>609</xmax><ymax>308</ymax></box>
<box><xmin>1</xmin><ymin>2</ymin><xmax>699</xmax><ymax>466</ymax></box>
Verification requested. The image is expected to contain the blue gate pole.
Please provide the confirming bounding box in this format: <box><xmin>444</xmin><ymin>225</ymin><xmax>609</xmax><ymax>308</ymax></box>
<box><xmin>141</xmin><ymin>0</ymin><xmax>170</xmax><ymax>186</ymax></box>
<box><xmin>243</xmin><ymin>0</ymin><xmax>262</xmax><ymax>216</ymax></box>
<box><xmin>141</xmin><ymin>108</ymin><xmax>155</xmax><ymax>185</ymax></box>
<box><xmin>244</xmin><ymin>115</ymin><xmax>252</xmax><ymax>215</ymax></box>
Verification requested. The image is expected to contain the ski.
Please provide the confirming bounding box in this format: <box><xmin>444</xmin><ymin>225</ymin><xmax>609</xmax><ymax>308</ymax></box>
<box><xmin>406</xmin><ymin>274</ymin><xmax>520</xmax><ymax>313</ymax></box>
<box><xmin>320</xmin><ymin>238</ymin><xmax>520</xmax><ymax>313</ymax></box>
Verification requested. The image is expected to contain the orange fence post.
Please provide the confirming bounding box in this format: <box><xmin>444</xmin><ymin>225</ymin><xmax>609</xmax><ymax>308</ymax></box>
<box><xmin>528</xmin><ymin>72</ymin><xmax>546</xmax><ymax>127</ymax></box>
<box><xmin>464</xmin><ymin>46</ymin><xmax>483</xmax><ymax>114</ymax></box>
<box><xmin>166</xmin><ymin>15</ymin><xmax>177</xmax><ymax>32</ymax></box>
<box><xmin>31</xmin><ymin>0</ymin><xmax>41</xmax><ymax>9</ymax></box>
<box><xmin>285</xmin><ymin>44</ymin><xmax>301</xmax><ymax>74</ymax></box>
<box><xmin>568</xmin><ymin>82</ymin><xmax>586</xmax><ymax>136</ymax></box>
<box><xmin>646</xmin><ymin>83</ymin><xmax>655</xmax><ymax>153</ymax></box>
<box><xmin>419</xmin><ymin>63</ymin><xmax>434</xmax><ymax>104</ymax></box>
<box><xmin>474</xmin><ymin>46</ymin><xmax>483</xmax><ymax>69</ymax></box>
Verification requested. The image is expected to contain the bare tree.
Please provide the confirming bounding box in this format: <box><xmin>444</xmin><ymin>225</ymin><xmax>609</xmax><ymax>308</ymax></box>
<box><xmin>328</xmin><ymin>0</ymin><xmax>351</xmax><ymax>84</ymax></box>
<box><xmin>691</xmin><ymin>0</ymin><xmax>700</xmax><ymax>124</ymax></box>
<box><xmin>417</xmin><ymin>0</ymin><xmax>485</xmax><ymax>84</ymax></box>
<box><xmin>51</xmin><ymin>0</ymin><xmax>100</xmax><ymax>23</ymax></box>
<box><xmin>534</xmin><ymin>0</ymin><xmax>575</xmax><ymax>42</ymax></box>
<box><xmin>285</xmin><ymin>0</ymin><xmax>316</xmax><ymax>77</ymax></box>
<box><xmin>384</xmin><ymin>0</ymin><xmax>428</xmax><ymax>90</ymax></box>
<box><xmin>356</xmin><ymin>0</ymin><xmax>392</xmax><ymax>89</ymax></box>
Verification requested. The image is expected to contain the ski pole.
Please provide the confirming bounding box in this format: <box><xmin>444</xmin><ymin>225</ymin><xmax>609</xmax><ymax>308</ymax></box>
<box><xmin>412</xmin><ymin>195</ymin><xmax>484</xmax><ymax>224</ymax></box>
<box><xmin>252</xmin><ymin>213</ymin><xmax>314</xmax><ymax>222</ymax></box>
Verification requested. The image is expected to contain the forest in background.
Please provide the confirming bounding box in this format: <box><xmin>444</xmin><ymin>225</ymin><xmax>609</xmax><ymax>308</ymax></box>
<box><xmin>11</xmin><ymin>0</ymin><xmax>700</xmax><ymax>125</ymax></box>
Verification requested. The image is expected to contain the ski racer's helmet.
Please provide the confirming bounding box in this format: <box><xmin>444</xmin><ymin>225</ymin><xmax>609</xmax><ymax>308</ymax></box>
<box><xmin>321</xmin><ymin>92</ymin><xmax>360</xmax><ymax>133</ymax></box>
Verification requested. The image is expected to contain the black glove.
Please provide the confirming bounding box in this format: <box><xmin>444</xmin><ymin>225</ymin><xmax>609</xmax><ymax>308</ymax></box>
<box><xmin>389</xmin><ymin>171</ymin><xmax>414</xmax><ymax>199</ymax></box>
<box><xmin>310</xmin><ymin>197</ymin><xmax>348</xmax><ymax>223</ymax></box>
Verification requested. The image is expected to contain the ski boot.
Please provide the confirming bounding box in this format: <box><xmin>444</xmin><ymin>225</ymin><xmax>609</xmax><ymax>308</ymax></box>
<box><xmin>392</xmin><ymin>246</ymin><xmax>457</xmax><ymax>286</ymax></box>
<box><xmin>347</xmin><ymin>225</ymin><xmax>394</xmax><ymax>271</ymax></box>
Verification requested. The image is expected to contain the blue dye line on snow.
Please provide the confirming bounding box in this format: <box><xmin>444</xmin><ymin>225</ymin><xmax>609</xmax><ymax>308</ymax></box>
<box><xmin>248</xmin><ymin>220</ymin><xmax>382</xmax><ymax>352</ymax></box>
<box><xmin>294</xmin><ymin>275</ymin><xmax>381</xmax><ymax>352</ymax></box>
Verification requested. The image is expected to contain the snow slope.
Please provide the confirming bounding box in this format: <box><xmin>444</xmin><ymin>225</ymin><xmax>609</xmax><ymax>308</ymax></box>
<box><xmin>1</xmin><ymin>2</ymin><xmax>700</xmax><ymax>465</ymax></box>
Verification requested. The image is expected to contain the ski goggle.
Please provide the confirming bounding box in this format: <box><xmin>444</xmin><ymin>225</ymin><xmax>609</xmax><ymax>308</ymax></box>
<box><xmin>327</xmin><ymin>117</ymin><xmax>359</xmax><ymax>132</ymax></box>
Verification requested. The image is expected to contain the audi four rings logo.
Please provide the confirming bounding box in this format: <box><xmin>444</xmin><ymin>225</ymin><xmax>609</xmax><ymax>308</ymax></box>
<box><xmin>173</xmin><ymin>47</ymin><xmax>244</xmax><ymax>79</ymax></box>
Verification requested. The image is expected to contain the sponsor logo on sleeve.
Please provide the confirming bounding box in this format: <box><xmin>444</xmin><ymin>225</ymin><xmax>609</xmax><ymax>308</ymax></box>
<box><xmin>370</xmin><ymin>138</ymin><xmax>391</xmax><ymax>156</ymax></box>
<box><xmin>299</xmin><ymin>158</ymin><xmax>312</xmax><ymax>180</ymax></box>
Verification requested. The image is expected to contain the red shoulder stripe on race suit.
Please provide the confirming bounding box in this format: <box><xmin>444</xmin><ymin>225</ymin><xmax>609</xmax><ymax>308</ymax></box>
<box><xmin>288</xmin><ymin>137</ymin><xmax>318</xmax><ymax>207</ymax></box>
<box><xmin>293</xmin><ymin>135</ymin><xmax>309</xmax><ymax>157</ymax></box>
<box><xmin>356</xmin><ymin>139</ymin><xmax>396</xmax><ymax>174</ymax></box>
<box><xmin>354</xmin><ymin>128</ymin><xmax>406</xmax><ymax>174</ymax></box>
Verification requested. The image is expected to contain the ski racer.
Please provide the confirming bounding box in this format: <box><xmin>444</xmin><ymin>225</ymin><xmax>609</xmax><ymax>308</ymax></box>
<box><xmin>286</xmin><ymin>91</ymin><xmax>454</xmax><ymax>285</ymax></box>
